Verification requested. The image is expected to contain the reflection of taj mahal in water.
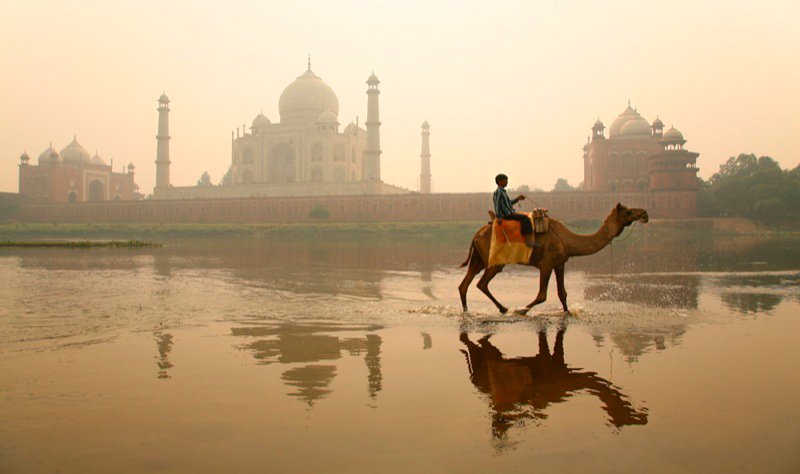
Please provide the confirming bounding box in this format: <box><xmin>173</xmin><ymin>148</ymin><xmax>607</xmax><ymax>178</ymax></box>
<box><xmin>153</xmin><ymin>60</ymin><xmax>414</xmax><ymax>200</ymax></box>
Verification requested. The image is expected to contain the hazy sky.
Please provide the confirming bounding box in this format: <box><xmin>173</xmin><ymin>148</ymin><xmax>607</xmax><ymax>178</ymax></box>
<box><xmin>1</xmin><ymin>0</ymin><xmax>798</xmax><ymax>194</ymax></box>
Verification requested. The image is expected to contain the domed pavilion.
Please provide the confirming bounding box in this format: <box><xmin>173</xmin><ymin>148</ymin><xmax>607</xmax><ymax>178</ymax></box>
<box><xmin>583</xmin><ymin>103</ymin><xmax>699</xmax><ymax>193</ymax></box>
<box><xmin>18</xmin><ymin>135</ymin><xmax>139</xmax><ymax>203</ymax></box>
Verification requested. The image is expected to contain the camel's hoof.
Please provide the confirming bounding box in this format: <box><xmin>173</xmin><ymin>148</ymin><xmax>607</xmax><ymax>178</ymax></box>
<box><xmin>563</xmin><ymin>310</ymin><xmax>572</xmax><ymax>316</ymax></box>
<box><xmin>514</xmin><ymin>308</ymin><xmax>529</xmax><ymax>316</ymax></box>
<box><xmin>462</xmin><ymin>306</ymin><xmax>468</xmax><ymax>313</ymax></box>
<box><xmin>498</xmin><ymin>306</ymin><xmax>508</xmax><ymax>315</ymax></box>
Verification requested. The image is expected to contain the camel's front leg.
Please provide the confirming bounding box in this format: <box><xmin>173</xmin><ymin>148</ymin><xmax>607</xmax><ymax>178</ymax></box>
<box><xmin>476</xmin><ymin>265</ymin><xmax>508</xmax><ymax>314</ymax></box>
<box><xmin>516</xmin><ymin>266</ymin><xmax>552</xmax><ymax>315</ymax></box>
<box><xmin>554</xmin><ymin>264</ymin><xmax>570</xmax><ymax>314</ymax></box>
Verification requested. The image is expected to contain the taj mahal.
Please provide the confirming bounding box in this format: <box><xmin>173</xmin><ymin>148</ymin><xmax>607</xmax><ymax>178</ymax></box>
<box><xmin>153</xmin><ymin>61</ymin><xmax>418</xmax><ymax>200</ymax></box>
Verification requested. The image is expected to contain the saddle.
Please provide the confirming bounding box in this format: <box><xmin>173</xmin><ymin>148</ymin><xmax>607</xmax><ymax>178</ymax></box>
<box><xmin>487</xmin><ymin>208</ymin><xmax>550</xmax><ymax>234</ymax></box>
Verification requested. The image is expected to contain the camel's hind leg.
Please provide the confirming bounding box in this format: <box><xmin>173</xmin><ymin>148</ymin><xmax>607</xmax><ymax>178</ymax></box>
<box><xmin>554</xmin><ymin>264</ymin><xmax>570</xmax><ymax>314</ymax></box>
<box><xmin>476</xmin><ymin>265</ymin><xmax>507</xmax><ymax>314</ymax></box>
<box><xmin>458</xmin><ymin>247</ymin><xmax>485</xmax><ymax>312</ymax></box>
<box><xmin>516</xmin><ymin>265</ymin><xmax>553</xmax><ymax>315</ymax></box>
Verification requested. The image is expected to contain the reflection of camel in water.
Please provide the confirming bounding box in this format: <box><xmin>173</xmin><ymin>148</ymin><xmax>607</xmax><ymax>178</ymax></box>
<box><xmin>459</xmin><ymin>204</ymin><xmax>649</xmax><ymax>314</ymax></box>
<box><xmin>460</xmin><ymin>327</ymin><xmax>647</xmax><ymax>440</ymax></box>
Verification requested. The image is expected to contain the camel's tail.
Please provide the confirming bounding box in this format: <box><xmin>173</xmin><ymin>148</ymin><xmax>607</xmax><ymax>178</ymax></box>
<box><xmin>459</xmin><ymin>241</ymin><xmax>475</xmax><ymax>268</ymax></box>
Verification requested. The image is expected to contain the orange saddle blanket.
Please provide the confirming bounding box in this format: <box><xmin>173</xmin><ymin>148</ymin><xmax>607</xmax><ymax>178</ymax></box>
<box><xmin>488</xmin><ymin>214</ymin><xmax>534</xmax><ymax>267</ymax></box>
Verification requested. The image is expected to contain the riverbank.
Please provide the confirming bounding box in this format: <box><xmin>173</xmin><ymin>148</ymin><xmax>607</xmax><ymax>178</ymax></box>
<box><xmin>0</xmin><ymin>240</ymin><xmax>162</xmax><ymax>248</ymax></box>
<box><xmin>0</xmin><ymin>218</ymin><xmax>793</xmax><ymax>242</ymax></box>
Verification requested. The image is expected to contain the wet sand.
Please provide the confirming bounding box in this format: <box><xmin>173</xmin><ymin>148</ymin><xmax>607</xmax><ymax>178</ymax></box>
<box><xmin>1</xmin><ymin>237</ymin><xmax>799</xmax><ymax>472</ymax></box>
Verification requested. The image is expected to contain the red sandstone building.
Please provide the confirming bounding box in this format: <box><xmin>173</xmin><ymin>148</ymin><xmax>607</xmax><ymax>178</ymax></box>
<box><xmin>584</xmin><ymin>103</ymin><xmax>699</xmax><ymax>193</ymax></box>
<box><xmin>18</xmin><ymin>136</ymin><xmax>140</xmax><ymax>203</ymax></box>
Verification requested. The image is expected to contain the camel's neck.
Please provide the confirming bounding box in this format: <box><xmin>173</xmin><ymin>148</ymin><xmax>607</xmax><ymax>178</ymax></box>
<box><xmin>555</xmin><ymin>214</ymin><xmax>622</xmax><ymax>257</ymax></box>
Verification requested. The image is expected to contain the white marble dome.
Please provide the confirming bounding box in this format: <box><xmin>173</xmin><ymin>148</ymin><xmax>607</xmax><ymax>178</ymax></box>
<box><xmin>279</xmin><ymin>69</ymin><xmax>339</xmax><ymax>124</ymax></box>
<box><xmin>60</xmin><ymin>137</ymin><xmax>91</xmax><ymax>163</ymax></box>
<box><xmin>251</xmin><ymin>113</ymin><xmax>271</xmax><ymax>130</ymax></box>
<box><xmin>91</xmin><ymin>152</ymin><xmax>107</xmax><ymax>166</ymax></box>
<box><xmin>608</xmin><ymin>104</ymin><xmax>650</xmax><ymax>138</ymax></box>
<box><xmin>317</xmin><ymin>110</ymin><xmax>338</xmax><ymax>124</ymax></box>
<box><xmin>619</xmin><ymin>116</ymin><xmax>652</xmax><ymax>137</ymax></box>
<box><xmin>663</xmin><ymin>127</ymin><xmax>684</xmax><ymax>141</ymax></box>
<box><xmin>37</xmin><ymin>145</ymin><xmax>60</xmax><ymax>164</ymax></box>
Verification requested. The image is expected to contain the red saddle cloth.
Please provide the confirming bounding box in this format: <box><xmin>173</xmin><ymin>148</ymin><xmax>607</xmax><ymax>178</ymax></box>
<box><xmin>493</xmin><ymin>218</ymin><xmax>527</xmax><ymax>245</ymax></box>
<box><xmin>489</xmin><ymin>214</ymin><xmax>533</xmax><ymax>267</ymax></box>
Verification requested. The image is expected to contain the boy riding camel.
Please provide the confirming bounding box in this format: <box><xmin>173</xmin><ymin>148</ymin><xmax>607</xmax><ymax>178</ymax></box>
<box><xmin>493</xmin><ymin>173</ymin><xmax>537</xmax><ymax>248</ymax></box>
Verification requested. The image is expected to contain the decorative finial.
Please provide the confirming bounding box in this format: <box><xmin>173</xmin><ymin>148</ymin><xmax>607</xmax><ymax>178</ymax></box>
<box><xmin>627</xmin><ymin>99</ymin><xmax>630</xmax><ymax>106</ymax></box>
<box><xmin>308</xmin><ymin>54</ymin><xmax>311</xmax><ymax>71</ymax></box>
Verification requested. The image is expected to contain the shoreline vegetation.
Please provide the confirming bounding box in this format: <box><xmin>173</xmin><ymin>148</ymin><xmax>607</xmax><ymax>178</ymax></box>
<box><xmin>0</xmin><ymin>218</ymin><xmax>794</xmax><ymax>243</ymax></box>
<box><xmin>0</xmin><ymin>240</ymin><xmax>162</xmax><ymax>248</ymax></box>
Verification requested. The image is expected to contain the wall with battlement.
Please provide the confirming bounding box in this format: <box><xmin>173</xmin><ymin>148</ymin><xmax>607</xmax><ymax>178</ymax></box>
<box><xmin>153</xmin><ymin>180</ymin><xmax>410</xmax><ymax>200</ymax></box>
<box><xmin>17</xmin><ymin>191</ymin><xmax>696</xmax><ymax>224</ymax></box>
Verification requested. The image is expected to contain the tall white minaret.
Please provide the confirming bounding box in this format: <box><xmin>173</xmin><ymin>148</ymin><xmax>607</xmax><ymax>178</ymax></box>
<box><xmin>420</xmin><ymin>121</ymin><xmax>431</xmax><ymax>193</ymax></box>
<box><xmin>155</xmin><ymin>92</ymin><xmax>171</xmax><ymax>189</ymax></box>
<box><xmin>365</xmin><ymin>72</ymin><xmax>381</xmax><ymax>181</ymax></box>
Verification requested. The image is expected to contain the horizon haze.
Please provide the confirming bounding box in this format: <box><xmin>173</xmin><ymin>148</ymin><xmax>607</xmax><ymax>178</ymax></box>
<box><xmin>1</xmin><ymin>0</ymin><xmax>798</xmax><ymax>195</ymax></box>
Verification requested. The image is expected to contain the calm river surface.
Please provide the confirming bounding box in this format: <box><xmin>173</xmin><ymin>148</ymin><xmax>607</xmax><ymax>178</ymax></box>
<box><xmin>2</xmin><ymin>233</ymin><xmax>800</xmax><ymax>472</ymax></box>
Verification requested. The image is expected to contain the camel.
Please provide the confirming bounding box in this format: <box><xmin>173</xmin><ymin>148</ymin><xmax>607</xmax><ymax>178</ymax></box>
<box><xmin>458</xmin><ymin>203</ymin><xmax>649</xmax><ymax>314</ymax></box>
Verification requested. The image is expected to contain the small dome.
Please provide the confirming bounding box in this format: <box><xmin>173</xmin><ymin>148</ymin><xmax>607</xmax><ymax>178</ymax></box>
<box><xmin>20</xmin><ymin>152</ymin><xmax>30</xmax><ymax>162</ymax></box>
<box><xmin>38</xmin><ymin>145</ymin><xmax>60</xmax><ymax>164</ymax></box>
<box><xmin>251</xmin><ymin>113</ymin><xmax>271</xmax><ymax>129</ymax></box>
<box><xmin>279</xmin><ymin>69</ymin><xmax>339</xmax><ymax>124</ymax></box>
<box><xmin>91</xmin><ymin>152</ymin><xmax>106</xmax><ymax>166</ymax></box>
<box><xmin>367</xmin><ymin>72</ymin><xmax>380</xmax><ymax>84</ymax></box>
<box><xmin>619</xmin><ymin>116</ymin><xmax>652</xmax><ymax>137</ymax></box>
<box><xmin>663</xmin><ymin>127</ymin><xmax>684</xmax><ymax>141</ymax></box>
<box><xmin>61</xmin><ymin>137</ymin><xmax>92</xmax><ymax>163</ymax></box>
<box><xmin>593</xmin><ymin>118</ymin><xmax>604</xmax><ymax>129</ymax></box>
<box><xmin>422</xmin><ymin>120</ymin><xmax>430</xmax><ymax>129</ymax></box>
<box><xmin>652</xmin><ymin>116</ymin><xmax>664</xmax><ymax>128</ymax></box>
<box><xmin>159</xmin><ymin>92</ymin><xmax>170</xmax><ymax>103</ymax></box>
<box><xmin>317</xmin><ymin>110</ymin><xmax>338</xmax><ymax>124</ymax></box>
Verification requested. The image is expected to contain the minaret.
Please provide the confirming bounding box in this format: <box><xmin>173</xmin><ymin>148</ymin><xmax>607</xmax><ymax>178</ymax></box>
<box><xmin>420</xmin><ymin>121</ymin><xmax>431</xmax><ymax>193</ymax></box>
<box><xmin>365</xmin><ymin>72</ymin><xmax>381</xmax><ymax>181</ymax></box>
<box><xmin>155</xmin><ymin>92</ymin><xmax>171</xmax><ymax>189</ymax></box>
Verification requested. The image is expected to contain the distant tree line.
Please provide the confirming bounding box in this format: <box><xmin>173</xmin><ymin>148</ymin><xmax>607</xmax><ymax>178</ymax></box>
<box><xmin>698</xmin><ymin>153</ymin><xmax>800</xmax><ymax>223</ymax></box>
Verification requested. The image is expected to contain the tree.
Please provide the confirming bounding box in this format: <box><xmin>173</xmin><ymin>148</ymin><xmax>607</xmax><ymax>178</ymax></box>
<box><xmin>552</xmin><ymin>178</ymin><xmax>575</xmax><ymax>192</ymax></box>
<box><xmin>698</xmin><ymin>153</ymin><xmax>799</xmax><ymax>223</ymax></box>
<box><xmin>197</xmin><ymin>171</ymin><xmax>213</xmax><ymax>187</ymax></box>
<box><xmin>219</xmin><ymin>166</ymin><xmax>232</xmax><ymax>186</ymax></box>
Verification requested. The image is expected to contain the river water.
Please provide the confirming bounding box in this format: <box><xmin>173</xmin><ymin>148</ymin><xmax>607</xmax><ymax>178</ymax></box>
<box><xmin>1</xmin><ymin>233</ymin><xmax>799</xmax><ymax>472</ymax></box>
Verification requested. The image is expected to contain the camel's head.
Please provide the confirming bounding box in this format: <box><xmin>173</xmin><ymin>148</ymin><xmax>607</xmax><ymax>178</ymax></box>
<box><xmin>614</xmin><ymin>202</ymin><xmax>649</xmax><ymax>229</ymax></box>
